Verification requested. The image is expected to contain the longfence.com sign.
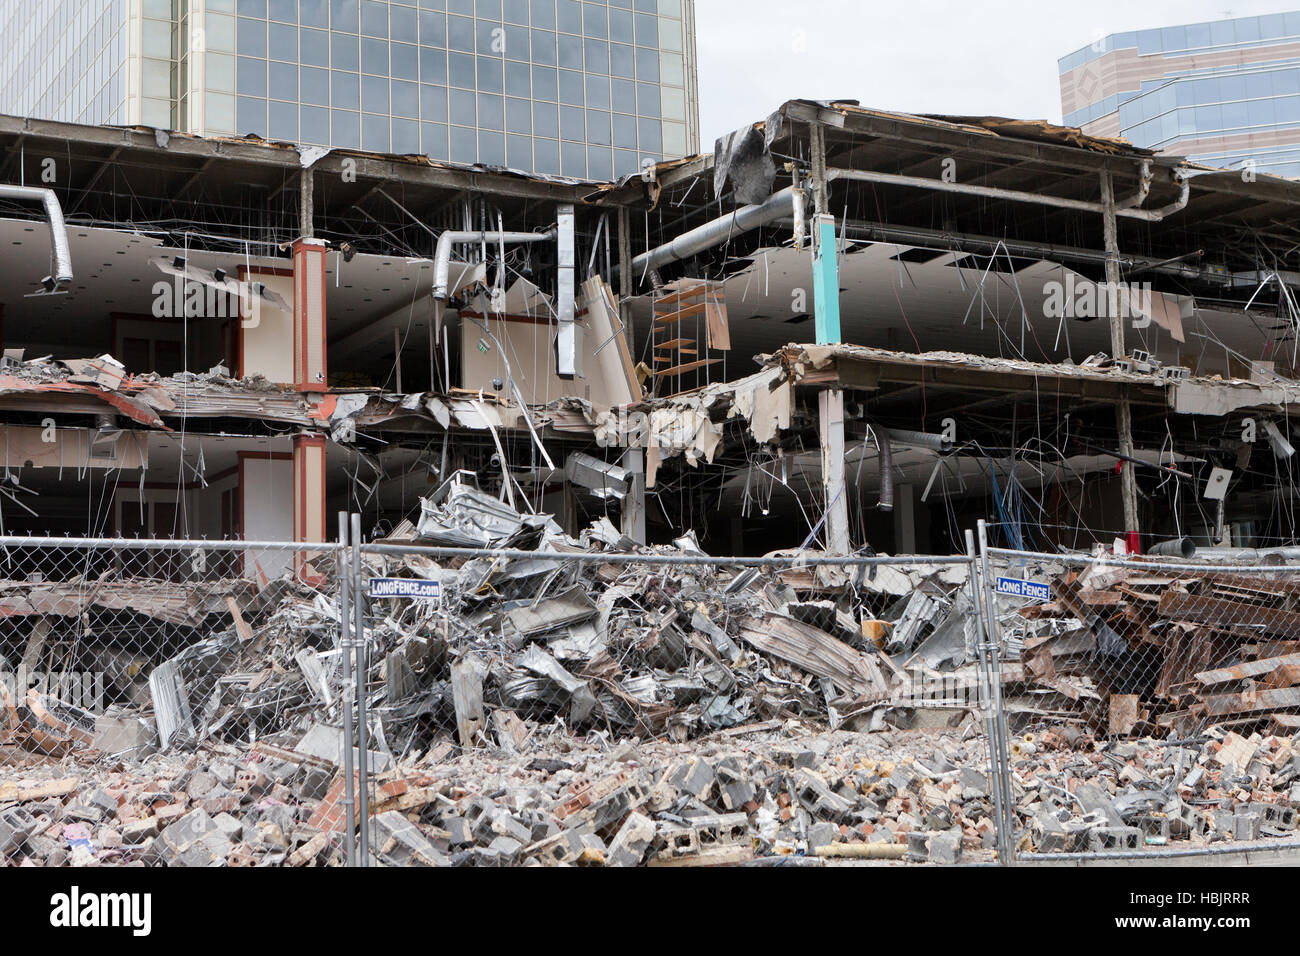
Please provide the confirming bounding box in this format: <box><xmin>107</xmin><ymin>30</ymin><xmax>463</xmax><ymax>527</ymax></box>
<box><xmin>995</xmin><ymin>576</ymin><xmax>1050</xmax><ymax>601</ymax></box>
<box><xmin>368</xmin><ymin>577</ymin><xmax>441</xmax><ymax>601</ymax></box>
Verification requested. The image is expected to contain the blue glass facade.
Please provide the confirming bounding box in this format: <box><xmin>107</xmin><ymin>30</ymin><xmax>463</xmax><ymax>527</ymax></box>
<box><xmin>0</xmin><ymin>0</ymin><xmax>131</xmax><ymax>127</ymax></box>
<box><xmin>227</xmin><ymin>0</ymin><xmax>697</xmax><ymax>178</ymax></box>
<box><xmin>1060</xmin><ymin>12</ymin><xmax>1300</xmax><ymax>178</ymax></box>
<box><xmin>0</xmin><ymin>0</ymin><xmax>698</xmax><ymax>182</ymax></box>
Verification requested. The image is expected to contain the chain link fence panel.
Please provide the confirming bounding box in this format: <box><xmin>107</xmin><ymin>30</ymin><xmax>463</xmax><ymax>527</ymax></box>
<box><xmin>0</xmin><ymin>537</ymin><xmax>352</xmax><ymax>866</ymax></box>
<box><xmin>346</xmin><ymin>540</ymin><xmax>1011</xmax><ymax>866</ymax></box>
<box><xmin>0</xmin><ymin>528</ymin><xmax>1024</xmax><ymax>867</ymax></box>
<box><xmin>980</xmin><ymin>536</ymin><xmax>1300</xmax><ymax>861</ymax></box>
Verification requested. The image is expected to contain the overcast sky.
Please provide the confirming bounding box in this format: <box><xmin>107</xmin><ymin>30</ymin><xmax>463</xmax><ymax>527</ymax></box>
<box><xmin>694</xmin><ymin>0</ymin><xmax>1300</xmax><ymax>143</ymax></box>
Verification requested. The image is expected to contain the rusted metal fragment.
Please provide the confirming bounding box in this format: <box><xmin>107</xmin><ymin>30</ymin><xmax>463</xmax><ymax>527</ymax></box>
<box><xmin>1157</xmin><ymin>592</ymin><xmax>1300</xmax><ymax>637</ymax></box>
<box><xmin>1196</xmin><ymin>652</ymin><xmax>1300</xmax><ymax>687</ymax></box>
<box><xmin>1199</xmin><ymin>686</ymin><xmax>1300</xmax><ymax>717</ymax></box>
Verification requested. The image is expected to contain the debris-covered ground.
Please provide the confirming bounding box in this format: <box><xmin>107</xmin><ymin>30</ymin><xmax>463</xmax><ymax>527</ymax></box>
<box><xmin>3</xmin><ymin>719</ymin><xmax>1300</xmax><ymax>866</ymax></box>
<box><xmin>3</xmin><ymin>479</ymin><xmax>1300</xmax><ymax>864</ymax></box>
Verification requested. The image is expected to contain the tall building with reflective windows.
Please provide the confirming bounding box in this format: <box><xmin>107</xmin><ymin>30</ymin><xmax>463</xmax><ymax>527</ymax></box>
<box><xmin>1059</xmin><ymin>12</ymin><xmax>1300</xmax><ymax>178</ymax></box>
<box><xmin>0</xmin><ymin>0</ymin><xmax>699</xmax><ymax>180</ymax></box>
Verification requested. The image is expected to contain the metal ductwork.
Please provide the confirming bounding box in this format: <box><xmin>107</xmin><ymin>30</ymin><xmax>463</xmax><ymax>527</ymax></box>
<box><xmin>884</xmin><ymin>428</ymin><xmax>953</xmax><ymax>454</ymax></box>
<box><xmin>630</xmin><ymin>184</ymin><xmax>806</xmax><ymax>279</ymax></box>
<box><xmin>0</xmin><ymin>183</ymin><xmax>73</xmax><ymax>292</ymax></box>
<box><xmin>875</xmin><ymin>427</ymin><xmax>894</xmax><ymax>512</ymax></box>
<box><xmin>1147</xmin><ymin>537</ymin><xmax>1197</xmax><ymax>559</ymax></box>
<box><xmin>432</xmin><ymin>226</ymin><xmax>556</xmax><ymax>300</ymax></box>
<box><xmin>555</xmin><ymin>204</ymin><xmax>577</xmax><ymax>377</ymax></box>
<box><xmin>826</xmin><ymin>164</ymin><xmax>1189</xmax><ymax>223</ymax></box>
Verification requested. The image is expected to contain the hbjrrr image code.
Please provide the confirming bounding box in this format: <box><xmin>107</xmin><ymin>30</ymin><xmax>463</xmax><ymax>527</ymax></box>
<box><xmin>0</xmin><ymin>0</ymin><xmax>1288</xmax><ymax>886</ymax></box>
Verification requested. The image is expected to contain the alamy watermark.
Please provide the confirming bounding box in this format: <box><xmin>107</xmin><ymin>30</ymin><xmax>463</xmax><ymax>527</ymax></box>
<box><xmin>1</xmin><ymin>666</ymin><xmax>105</xmax><ymax>712</ymax></box>
<box><xmin>1043</xmin><ymin>275</ymin><xmax>1153</xmax><ymax>322</ymax></box>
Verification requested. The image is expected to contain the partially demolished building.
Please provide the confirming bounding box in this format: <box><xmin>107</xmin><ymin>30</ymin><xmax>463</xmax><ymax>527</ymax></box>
<box><xmin>7</xmin><ymin>100</ymin><xmax>1300</xmax><ymax>865</ymax></box>
<box><xmin>1</xmin><ymin>100</ymin><xmax>1298</xmax><ymax>556</ymax></box>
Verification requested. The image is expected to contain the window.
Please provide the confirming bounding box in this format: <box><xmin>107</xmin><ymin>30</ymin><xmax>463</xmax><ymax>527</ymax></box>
<box><xmin>331</xmin><ymin>71</ymin><xmax>359</xmax><ymax>108</ymax></box>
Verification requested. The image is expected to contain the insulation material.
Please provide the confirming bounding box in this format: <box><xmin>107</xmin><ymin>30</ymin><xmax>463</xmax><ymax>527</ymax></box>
<box><xmin>644</xmin><ymin>406</ymin><xmax>722</xmax><ymax>488</ymax></box>
<box><xmin>727</xmin><ymin>367</ymin><xmax>790</xmax><ymax>444</ymax></box>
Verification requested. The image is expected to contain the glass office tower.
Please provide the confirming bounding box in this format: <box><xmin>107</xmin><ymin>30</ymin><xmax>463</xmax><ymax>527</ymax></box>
<box><xmin>1059</xmin><ymin>12</ymin><xmax>1300</xmax><ymax>178</ymax></box>
<box><xmin>0</xmin><ymin>0</ymin><xmax>700</xmax><ymax>180</ymax></box>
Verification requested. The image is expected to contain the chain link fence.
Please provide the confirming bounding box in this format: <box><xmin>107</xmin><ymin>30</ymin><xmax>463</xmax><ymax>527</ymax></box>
<box><xmin>338</xmin><ymin>537</ymin><xmax>1012</xmax><ymax>866</ymax></box>
<box><xmin>979</xmin><ymin>525</ymin><xmax>1300</xmax><ymax>861</ymax></box>
<box><xmin>0</xmin><ymin>536</ymin><xmax>350</xmax><ymax>866</ymax></box>
<box><xmin>43</xmin><ymin>513</ymin><xmax>1300</xmax><ymax>865</ymax></box>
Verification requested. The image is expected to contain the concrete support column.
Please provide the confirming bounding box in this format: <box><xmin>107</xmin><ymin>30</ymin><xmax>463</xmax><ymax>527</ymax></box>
<box><xmin>292</xmin><ymin>236</ymin><xmax>328</xmax><ymax>392</ymax></box>
<box><xmin>1100</xmin><ymin>170</ymin><xmax>1140</xmax><ymax>547</ymax></box>
<box><xmin>293</xmin><ymin>433</ymin><xmax>326</xmax><ymax>575</ymax></box>
<box><xmin>299</xmin><ymin>167</ymin><xmax>314</xmax><ymax>238</ymax></box>
<box><xmin>809</xmin><ymin>122</ymin><xmax>841</xmax><ymax>345</ymax></box>
<box><xmin>819</xmin><ymin>389</ymin><xmax>850</xmax><ymax>554</ymax></box>
<box><xmin>620</xmin><ymin>448</ymin><xmax>646</xmax><ymax>544</ymax></box>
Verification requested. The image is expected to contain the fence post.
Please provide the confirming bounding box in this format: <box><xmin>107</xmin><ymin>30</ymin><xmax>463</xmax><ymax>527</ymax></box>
<box><xmin>336</xmin><ymin>512</ymin><xmax>356</xmax><ymax>868</ymax></box>
<box><xmin>976</xmin><ymin>519</ymin><xmax>1017</xmax><ymax>863</ymax></box>
<box><xmin>965</xmin><ymin>529</ymin><xmax>1011</xmax><ymax>865</ymax></box>
<box><xmin>350</xmin><ymin>512</ymin><xmax>371</xmax><ymax>865</ymax></box>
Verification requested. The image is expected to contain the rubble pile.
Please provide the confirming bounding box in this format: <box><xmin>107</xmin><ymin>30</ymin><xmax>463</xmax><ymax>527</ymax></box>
<box><xmin>1011</xmin><ymin>564</ymin><xmax>1300</xmax><ymax>735</ymax></box>
<box><xmin>8</xmin><ymin>477</ymin><xmax>1300</xmax><ymax>865</ymax></box>
<box><xmin>4</xmin><ymin>719</ymin><xmax>1300</xmax><ymax>865</ymax></box>
<box><xmin>0</xmin><ymin>724</ymin><xmax>1006</xmax><ymax>866</ymax></box>
<box><xmin>1013</xmin><ymin>727</ymin><xmax>1300</xmax><ymax>853</ymax></box>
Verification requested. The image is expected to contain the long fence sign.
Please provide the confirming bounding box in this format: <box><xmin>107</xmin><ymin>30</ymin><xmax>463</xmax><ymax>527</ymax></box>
<box><xmin>368</xmin><ymin>577</ymin><xmax>441</xmax><ymax>601</ymax></box>
<box><xmin>994</xmin><ymin>576</ymin><xmax>1050</xmax><ymax>601</ymax></box>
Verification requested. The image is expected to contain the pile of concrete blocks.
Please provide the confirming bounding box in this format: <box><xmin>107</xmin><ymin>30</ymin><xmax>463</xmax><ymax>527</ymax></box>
<box><xmin>1013</xmin><ymin>728</ymin><xmax>1300</xmax><ymax>855</ymax></box>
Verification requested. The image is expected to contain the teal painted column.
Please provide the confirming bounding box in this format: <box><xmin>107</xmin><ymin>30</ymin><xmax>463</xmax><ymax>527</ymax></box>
<box><xmin>812</xmin><ymin>212</ymin><xmax>841</xmax><ymax>344</ymax></box>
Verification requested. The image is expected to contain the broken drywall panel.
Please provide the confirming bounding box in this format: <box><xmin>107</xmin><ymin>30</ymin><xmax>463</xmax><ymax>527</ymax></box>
<box><xmin>500</xmin><ymin>276</ymin><xmax>552</xmax><ymax>315</ymax></box>
<box><xmin>1127</xmin><ymin>287</ymin><xmax>1187</xmax><ymax>343</ymax></box>
<box><xmin>459</xmin><ymin>297</ymin><xmax>637</xmax><ymax>408</ymax></box>
<box><xmin>580</xmin><ymin>276</ymin><xmax>641</xmax><ymax>406</ymax></box>
<box><xmin>239</xmin><ymin>270</ymin><xmax>295</xmax><ymax>384</ymax></box>
<box><xmin>642</xmin><ymin>406</ymin><xmax>723</xmax><ymax>489</ymax></box>
<box><xmin>0</xmin><ymin>425</ymin><xmax>150</xmax><ymax>470</ymax></box>
<box><xmin>704</xmin><ymin>283</ymin><xmax>731</xmax><ymax>351</ymax></box>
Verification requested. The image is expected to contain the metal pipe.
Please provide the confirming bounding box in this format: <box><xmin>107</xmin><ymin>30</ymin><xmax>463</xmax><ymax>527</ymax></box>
<box><xmin>815</xmin><ymin>218</ymin><xmax>1219</xmax><ymax>283</ymax></box>
<box><xmin>827</xmin><ymin>166</ymin><xmax>1189</xmax><ymax>223</ymax></box>
<box><xmin>432</xmin><ymin>227</ymin><xmax>555</xmax><ymax>299</ymax></box>
<box><xmin>1147</xmin><ymin>536</ymin><xmax>1197</xmax><ymax>559</ymax></box>
<box><xmin>1025</xmin><ymin>837</ymin><xmax>1300</xmax><ymax>862</ymax></box>
<box><xmin>884</xmin><ymin>427</ymin><xmax>953</xmax><ymax>453</ymax></box>
<box><xmin>1196</xmin><ymin>546</ymin><xmax>1300</xmax><ymax>562</ymax></box>
<box><xmin>965</xmin><ymin>528</ymin><xmax>1008</xmax><ymax>867</ymax></box>
<box><xmin>989</xmin><ymin>544</ymin><xmax>1300</xmax><ymax>573</ymax></box>
<box><xmin>0</xmin><ymin>183</ymin><xmax>73</xmax><ymax>290</ymax></box>
<box><xmin>977</xmin><ymin>518</ymin><xmax>1017</xmax><ymax>865</ymax></box>
<box><xmin>875</xmin><ymin>427</ymin><xmax>895</xmax><ymax>512</ymax></box>
<box><xmin>1114</xmin><ymin>160</ymin><xmax>1152</xmax><ymax>210</ymax></box>
<box><xmin>359</xmin><ymin>541</ymin><xmax>969</xmax><ymax>567</ymax></box>
<box><xmin>630</xmin><ymin>184</ymin><xmax>805</xmax><ymax>277</ymax></box>
<box><xmin>350</xmin><ymin>512</ymin><xmax>370</xmax><ymax>865</ymax></box>
<box><xmin>336</xmin><ymin>511</ymin><xmax>355</xmax><ymax>868</ymax></box>
<box><xmin>555</xmin><ymin>203</ymin><xmax>577</xmax><ymax>376</ymax></box>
